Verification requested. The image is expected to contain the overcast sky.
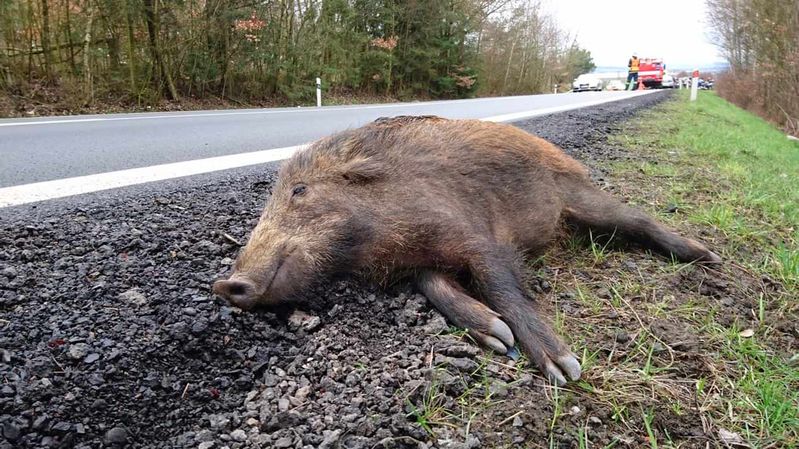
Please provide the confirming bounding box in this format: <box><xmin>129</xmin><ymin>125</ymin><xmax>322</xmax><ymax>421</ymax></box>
<box><xmin>541</xmin><ymin>0</ymin><xmax>725</xmax><ymax>69</ymax></box>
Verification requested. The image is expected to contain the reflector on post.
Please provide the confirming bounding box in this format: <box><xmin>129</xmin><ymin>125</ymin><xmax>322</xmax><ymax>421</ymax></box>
<box><xmin>316</xmin><ymin>77</ymin><xmax>322</xmax><ymax>107</ymax></box>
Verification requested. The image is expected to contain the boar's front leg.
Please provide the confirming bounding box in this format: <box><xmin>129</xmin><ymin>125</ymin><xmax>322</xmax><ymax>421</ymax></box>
<box><xmin>469</xmin><ymin>246</ymin><xmax>582</xmax><ymax>385</ymax></box>
<box><xmin>417</xmin><ymin>271</ymin><xmax>516</xmax><ymax>355</ymax></box>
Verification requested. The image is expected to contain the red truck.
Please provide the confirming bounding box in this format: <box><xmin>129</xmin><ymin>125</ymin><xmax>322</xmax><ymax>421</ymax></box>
<box><xmin>638</xmin><ymin>58</ymin><xmax>666</xmax><ymax>88</ymax></box>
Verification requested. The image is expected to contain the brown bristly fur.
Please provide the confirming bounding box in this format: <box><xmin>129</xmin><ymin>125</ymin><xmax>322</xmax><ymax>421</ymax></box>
<box><xmin>213</xmin><ymin>115</ymin><xmax>720</xmax><ymax>384</ymax></box>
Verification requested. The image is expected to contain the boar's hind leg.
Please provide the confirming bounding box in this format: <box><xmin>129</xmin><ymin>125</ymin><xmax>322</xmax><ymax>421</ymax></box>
<box><xmin>564</xmin><ymin>184</ymin><xmax>721</xmax><ymax>263</ymax></box>
<box><xmin>417</xmin><ymin>271</ymin><xmax>516</xmax><ymax>355</ymax></box>
<box><xmin>470</xmin><ymin>248</ymin><xmax>581</xmax><ymax>386</ymax></box>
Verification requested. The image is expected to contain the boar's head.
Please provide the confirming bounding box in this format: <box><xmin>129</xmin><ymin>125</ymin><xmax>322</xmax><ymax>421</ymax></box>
<box><xmin>213</xmin><ymin>134</ymin><xmax>384</xmax><ymax>310</ymax></box>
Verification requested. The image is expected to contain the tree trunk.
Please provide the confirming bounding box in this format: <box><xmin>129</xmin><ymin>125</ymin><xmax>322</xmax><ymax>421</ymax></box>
<box><xmin>386</xmin><ymin>52</ymin><xmax>393</xmax><ymax>95</ymax></box>
<box><xmin>64</xmin><ymin>0</ymin><xmax>77</xmax><ymax>74</ymax></box>
<box><xmin>502</xmin><ymin>39</ymin><xmax>516</xmax><ymax>94</ymax></box>
<box><xmin>108</xmin><ymin>35</ymin><xmax>121</xmax><ymax>73</ymax></box>
<box><xmin>83</xmin><ymin>2</ymin><xmax>95</xmax><ymax>104</ymax></box>
<box><xmin>40</xmin><ymin>0</ymin><xmax>53</xmax><ymax>79</ymax></box>
<box><xmin>26</xmin><ymin>0</ymin><xmax>34</xmax><ymax>80</ymax></box>
<box><xmin>125</xmin><ymin>0</ymin><xmax>137</xmax><ymax>95</ymax></box>
<box><xmin>142</xmin><ymin>0</ymin><xmax>178</xmax><ymax>100</ymax></box>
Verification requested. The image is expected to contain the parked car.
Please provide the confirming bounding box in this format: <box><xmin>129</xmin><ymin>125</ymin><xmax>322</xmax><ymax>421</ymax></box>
<box><xmin>605</xmin><ymin>79</ymin><xmax>626</xmax><ymax>91</ymax></box>
<box><xmin>572</xmin><ymin>74</ymin><xmax>603</xmax><ymax>92</ymax></box>
<box><xmin>660</xmin><ymin>74</ymin><xmax>676</xmax><ymax>88</ymax></box>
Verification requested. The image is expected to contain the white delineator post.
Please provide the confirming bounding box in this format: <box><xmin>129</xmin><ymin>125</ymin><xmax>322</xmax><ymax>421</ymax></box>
<box><xmin>316</xmin><ymin>77</ymin><xmax>322</xmax><ymax>107</ymax></box>
<box><xmin>690</xmin><ymin>69</ymin><xmax>699</xmax><ymax>102</ymax></box>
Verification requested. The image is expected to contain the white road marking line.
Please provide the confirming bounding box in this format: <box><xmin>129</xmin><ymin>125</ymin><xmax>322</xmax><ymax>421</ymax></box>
<box><xmin>482</xmin><ymin>94</ymin><xmax>646</xmax><ymax>122</ymax></box>
<box><xmin>0</xmin><ymin>102</ymin><xmax>441</xmax><ymax>127</ymax></box>
<box><xmin>0</xmin><ymin>91</ymin><xmax>654</xmax><ymax>208</ymax></box>
<box><xmin>0</xmin><ymin>146</ymin><xmax>302</xmax><ymax>208</ymax></box>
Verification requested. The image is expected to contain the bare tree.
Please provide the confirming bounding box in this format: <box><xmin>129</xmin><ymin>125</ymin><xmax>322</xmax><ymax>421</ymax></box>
<box><xmin>83</xmin><ymin>0</ymin><xmax>95</xmax><ymax>103</ymax></box>
<box><xmin>0</xmin><ymin>0</ymin><xmax>597</xmax><ymax>113</ymax></box>
<box><xmin>707</xmin><ymin>0</ymin><xmax>798</xmax><ymax>131</ymax></box>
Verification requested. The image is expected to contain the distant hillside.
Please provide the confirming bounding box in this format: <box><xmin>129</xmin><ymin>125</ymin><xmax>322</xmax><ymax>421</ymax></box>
<box><xmin>592</xmin><ymin>62</ymin><xmax>729</xmax><ymax>74</ymax></box>
<box><xmin>668</xmin><ymin>62</ymin><xmax>730</xmax><ymax>73</ymax></box>
<box><xmin>593</xmin><ymin>66</ymin><xmax>628</xmax><ymax>73</ymax></box>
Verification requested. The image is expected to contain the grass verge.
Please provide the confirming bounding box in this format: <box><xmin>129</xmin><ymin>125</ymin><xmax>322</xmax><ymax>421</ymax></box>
<box><xmin>407</xmin><ymin>91</ymin><xmax>798</xmax><ymax>448</ymax></box>
<box><xmin>596</xmin><ymin>90</ymin><xmax>798</xmax><ymax>448</ymax></box>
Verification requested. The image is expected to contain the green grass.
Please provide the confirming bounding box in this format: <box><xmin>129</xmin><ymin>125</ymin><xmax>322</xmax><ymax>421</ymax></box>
<box><xmin>724</xmin><ymin>336</ymin><xmax>799</xmax><ymax>443</ymax></box>
<box><xmin>770</xmin><ymin>243</ymin><xmax>799</xmax><ymax>286</ymax></box>
<box><xmin>654</xmin><ymin>92</ymin><xmax>799</xmax><ymax>286</ymax></box>
<box><xmin>643</xmin><ymin>408</ymin><xmax>659</xmax><ymax>449</ymax></box>
<box><xmin>406</xmin><ymin>375</ymin><xmax>447</xmax><ymax>436</ymax></box>
<box><xmin>607</xmin><ymin>91</ymin><xmax>799</xmax><ymax>447</ymax></box>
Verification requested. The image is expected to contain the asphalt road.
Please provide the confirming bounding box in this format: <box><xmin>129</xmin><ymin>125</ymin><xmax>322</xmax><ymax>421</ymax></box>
<box><xmin>0</xmin><ymin>91</ymin><xmax>651</xmax><ymax>189</ymax></box>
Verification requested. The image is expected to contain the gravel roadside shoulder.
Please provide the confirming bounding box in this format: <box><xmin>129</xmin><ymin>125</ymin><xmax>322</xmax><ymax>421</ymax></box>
<box><xmin>1</xmin><ymin>91</ymin><xmax>672</xmax><ymax>449</ymax></box>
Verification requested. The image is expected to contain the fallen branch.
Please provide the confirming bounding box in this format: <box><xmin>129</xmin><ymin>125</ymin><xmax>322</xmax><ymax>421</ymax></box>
<box><xmin>3</xmin><ymin>39</ymin><xmax>112</xmax><ymax>57</ymax></box>
<box><xmin>222</xmin><ymin>233</ymin><xmax>242</xmax><ymax>246</ymax></box>
<box><xmin>181</xmin><ymin>383</ymin><xmax>190</xmax><ymax>399</ymax></box>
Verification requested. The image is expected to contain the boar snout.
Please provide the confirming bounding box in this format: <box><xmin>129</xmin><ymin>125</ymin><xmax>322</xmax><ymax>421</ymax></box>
<box><xmin>213</xmin><ymin>276</ymin><xmax>259</xmax><ymax>310</ymax></box>
<box><xmin>213</xmin><ymin>243</ymin><xmax>298</xmax><ymax>308</ymax></box>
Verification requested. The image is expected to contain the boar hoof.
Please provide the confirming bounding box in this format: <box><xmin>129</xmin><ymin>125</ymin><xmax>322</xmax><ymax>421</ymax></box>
<box><xmin>557</xmin><ymin>354</ymin><xmax>582</xmax><ymax>381</ymax></box>
<box><xmin>490</xmin><ymin>318</ymin><xmax>515</xmax><ymax>347</ymax></box>
<box><xmin>704</xmin><ymin>250</ymin><xmax>722</xmax><ymax>263</ymax></box>
<box><xmin>544</xmin><ymin>360</ymin><xmax>568</xmax><ymax>386</ymax></box>
<box><xmin>468</xmin><ymin>317</ymin><xmax>515</xmax><ymax>355</ymax></box>
<box><xmin>543</xmin><ymin>353</ymin><xmax>582</xmax><ymax>386</ymax></box>
<box><xmin>478</xmin><ymin>335</ymin><xmax>510</xmax><ymax>354</ymax></box>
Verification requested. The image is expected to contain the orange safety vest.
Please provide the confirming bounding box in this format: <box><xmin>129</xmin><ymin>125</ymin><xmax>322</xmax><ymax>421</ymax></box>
<box><xmin>629</xmin><ymin>57</ymin><xmax>640</xmax><ymax>73</ymax></box>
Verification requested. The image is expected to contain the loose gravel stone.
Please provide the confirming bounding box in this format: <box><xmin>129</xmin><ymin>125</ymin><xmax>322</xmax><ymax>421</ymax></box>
<box><xmin>447</xmin><ymin>357</ymin><xmax>479</xmax><ymax>372</ymax></box>
<box><xmin>229</xmin><ymin>429</ymin><xmax>247</xmax><ymax>442</ymax></box>
<box><xmin>274</xmin><ymin>437</ymin><xmax>293</xmax><ymax>448</ymax></box>
<box><xmin>319</xmin><ymin>429</ymin><xmax>342</xmax><ymax>449</ymax></box>
<box><xmin>104</xmin><ymin>427</ymin><xmax>127</xmax><ymax>444</ymax></box>
<box><xmin>2</xmin><ymin>423</ymin><xmax>20</xmax><ymax>441</ymax></box>
<box><xmin>615</xmin><ymin>330</ymin><xmax>631</xmax><ymax>343</ymax></box>
<box><xmin>208</xmin><ymin>414</ymin><xmax>230</xmax><ymax>430</ymax></box>
<box><xmin>443</xmin><ymin>344</ymin><xmax>480</xmax><ymax>358</ymax></box>
<box><xmin>52</xmin><ymin>421</ymin><xmax>72</xmax><ymax>433</ymax></box>
<box><xmin>119</xmin><ymin>287</ymin><xmax>147</xmax><ymax>305</ymax></box>
<box><xmin>422</xmin><ymin>316</ymin><xmax>449</xmax><ymax>334</ymax></box>
<box><xmin>67</xmin><ymin>343</ymin><xmax>89</xmax><ymax>360</ymax></box>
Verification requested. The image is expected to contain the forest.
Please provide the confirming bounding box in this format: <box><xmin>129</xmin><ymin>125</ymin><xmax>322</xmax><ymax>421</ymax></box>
<box><xmin>707</xmin><ymin>0</ymin><xmax>799</xmax><ymax>133</ymax></box>
<box><xmin>0</xmin><ymin>0</ymin><xmax>595</xmax><ymax>115</ymax></box>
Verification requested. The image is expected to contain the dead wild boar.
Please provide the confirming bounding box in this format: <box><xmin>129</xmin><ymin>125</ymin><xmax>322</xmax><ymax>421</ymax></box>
<box><xmin>213</xmin><ymin>115</ymin><xmax>720</xmax><ymax>385</ymax></box>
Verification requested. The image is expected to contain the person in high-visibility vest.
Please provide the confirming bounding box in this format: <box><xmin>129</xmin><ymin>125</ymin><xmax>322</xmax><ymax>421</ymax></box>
<box><xmin>627</xmin><ymin>53</ymin><xmax>640</xmax><ymax>90</ymax></box>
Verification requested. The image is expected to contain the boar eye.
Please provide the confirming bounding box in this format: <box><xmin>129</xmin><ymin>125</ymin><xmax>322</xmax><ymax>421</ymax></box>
<box><xmin>291</xmin><ymin>184</ymin><xmax>307</xmax><ymax>197</ymax></box>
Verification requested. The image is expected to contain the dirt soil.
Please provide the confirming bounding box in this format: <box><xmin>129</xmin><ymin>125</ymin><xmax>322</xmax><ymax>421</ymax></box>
<box><xmin>3</xmin><ymin>91</ymin><xmax>776</xmax><ymax>449</ymax></box>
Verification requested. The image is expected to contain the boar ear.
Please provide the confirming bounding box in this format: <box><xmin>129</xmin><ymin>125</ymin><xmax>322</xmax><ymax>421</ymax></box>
<box><xmin>341</xmin><ymin>157</ymin><xmax>384</xmax><ymax>184</ymax></box>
